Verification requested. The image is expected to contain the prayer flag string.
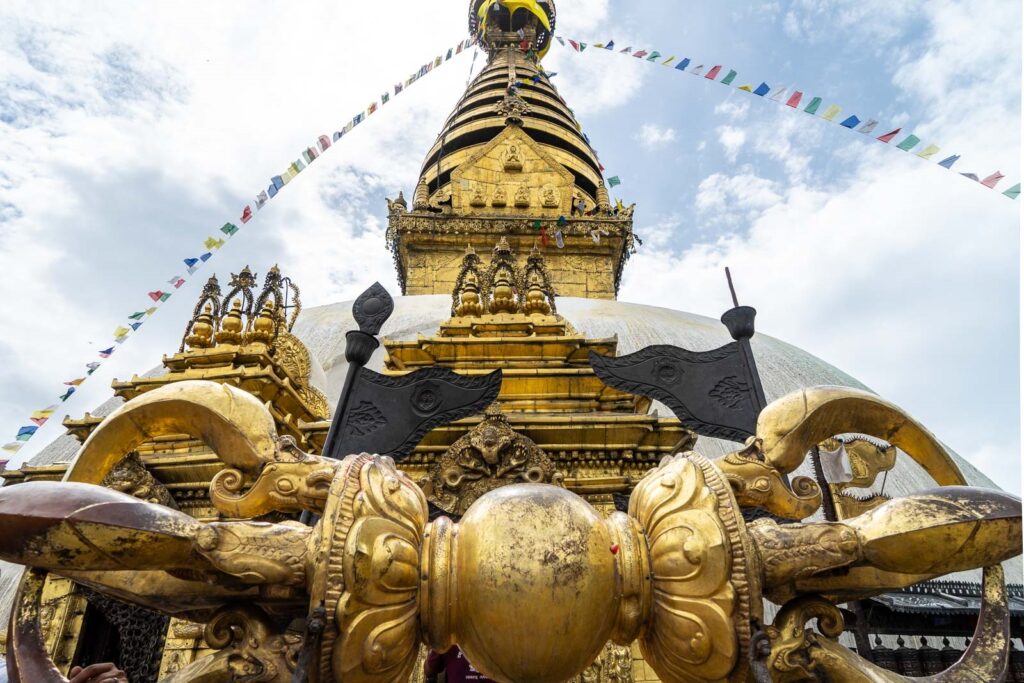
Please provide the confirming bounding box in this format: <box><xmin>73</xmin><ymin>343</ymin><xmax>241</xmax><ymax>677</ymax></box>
<box><xmin>2</xmin><ymin>36</ymin><xmax>474</xmax><ymax>459</ymax></box>
<box><xmin>556</xmin><ymin>36</ymin><xmax>1018</xmax><ymax>200</ymax></box>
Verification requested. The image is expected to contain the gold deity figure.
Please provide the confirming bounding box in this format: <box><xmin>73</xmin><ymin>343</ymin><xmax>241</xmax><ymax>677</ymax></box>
<box><xmin>0</xmin><ymin>378</ymin><xmax>1019</xmax><ymax>683</ymax></box>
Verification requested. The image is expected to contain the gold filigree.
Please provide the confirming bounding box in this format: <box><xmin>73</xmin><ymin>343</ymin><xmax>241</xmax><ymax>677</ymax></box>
<box><xmin>429</xmin><ymin>405</ymin><xmax>564</xmax><ymax>515</ymax></box>
<box><xmin>195</xmin><ymin>521</ymin><xmax>311</xmax><ymax>586</ymax></box>
<box><xmin>210</xmin><ymin>457</ymin><xmax>339</xmax><ymax>518</ymax></box>
<box><xmin>628</xmin><ymin>452</ymin><xmax>757</xmax><ymax>683</ymax></box>
<box><xmin>762</xmin><ymin>596</ymin><xmax>844</xmax><ymax>683</ymax></box>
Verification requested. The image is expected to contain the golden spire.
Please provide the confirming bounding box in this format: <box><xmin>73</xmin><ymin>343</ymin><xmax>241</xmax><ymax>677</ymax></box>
<box><xmin>216</xmin><ymin>299</ymin><xmax>245</xmax><ymax>345</ymax></box>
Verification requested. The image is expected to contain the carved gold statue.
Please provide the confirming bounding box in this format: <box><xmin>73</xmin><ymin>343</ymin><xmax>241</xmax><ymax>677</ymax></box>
<box><xmin>0</xmin><ymin>378</ymin><xmax>1019</xmax><ymax>683</ymax></box>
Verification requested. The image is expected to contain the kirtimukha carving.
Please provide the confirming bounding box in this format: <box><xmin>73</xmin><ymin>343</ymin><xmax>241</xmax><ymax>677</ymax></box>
<box><xmin>0</xmin><ymin>379</ymin><xmax>1019</xmax><ymax>683</ymax></box>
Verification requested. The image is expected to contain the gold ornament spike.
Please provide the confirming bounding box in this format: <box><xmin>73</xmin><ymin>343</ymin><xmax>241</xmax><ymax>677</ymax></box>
<box><xmin>216</xmin><ymin>298</ymin><xmax>246</xmax><ymax>345</ymax></box>
<box><xmin>184</xmin><ymin>302</ymin><xmax>216</xmax><ymax>349</ymax></box>
<box><xmin>66</xmin><ymin>380</ymin><xmax>280</xmax><ymax>485</ymax></box>
<box><xmin>755</xmin><ymin>386</ymin><xmax>966</xmax><ymax>484</ymax></box>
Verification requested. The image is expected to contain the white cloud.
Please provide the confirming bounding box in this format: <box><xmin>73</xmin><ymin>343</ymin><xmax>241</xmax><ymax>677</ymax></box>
<box><xmin>714</xmin><ymin>99</ymin><xmax>750</xmax><ymax>121</ymax></box>
<box><xmin>637</xmin><ymin>123</ymin><xmax>676</xmax><ymax>149</ymax></box>
<box><xmin>716</xmin><ymin>125</ymin><xmax>747</xmax><ymax>162</ymax></box>
<box><xmin>694</xmin><ymin>170</ymin><xmax>782</xmax><ymax>221</ymax></box>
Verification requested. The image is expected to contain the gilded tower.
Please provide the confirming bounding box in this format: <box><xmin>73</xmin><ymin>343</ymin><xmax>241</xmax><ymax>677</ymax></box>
<box><xmin>387</xmin><ymin>0</ymin><xmax>635</xmax><ymax>299</ymax></box>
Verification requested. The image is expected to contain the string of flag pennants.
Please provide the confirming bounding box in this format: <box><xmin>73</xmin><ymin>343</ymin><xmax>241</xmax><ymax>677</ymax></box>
<box><xmin>555</xmin><ymin>37</ymin><xmax>1021</xmax><ymax>201</ymax></box>
<box><xmin>1</xmin><ymin>36</ymin><xmax>477</xmax><ymax>459</ymax></box>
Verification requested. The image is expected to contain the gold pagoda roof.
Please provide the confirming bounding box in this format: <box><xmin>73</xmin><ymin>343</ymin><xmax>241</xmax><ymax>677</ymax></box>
<box><xmin>419</xmin><ymin>38</ymin><xmax>605</xmax><ymax>207</ymax></box>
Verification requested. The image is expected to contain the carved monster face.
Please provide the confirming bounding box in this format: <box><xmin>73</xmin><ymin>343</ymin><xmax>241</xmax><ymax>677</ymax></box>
<box><xmin>471</xmin><ymin>423</ymin><xmax>510</xmax><ymax>466</ymax></box>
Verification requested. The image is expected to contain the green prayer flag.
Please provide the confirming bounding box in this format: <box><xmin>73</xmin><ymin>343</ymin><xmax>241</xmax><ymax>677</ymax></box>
<box><xmin>896</xmin><ymin>135</ymin><xmax>921</xmax><ymax>151</ymax></box>
<box><xmin>221</xmin><ymin>223</ymin><xmax>239</xmax><ymax>236</ymax></box>
<box><xmin>532</xmin><ymin>220</ymin><xmax>542</xmax><ymax>230</ymax></box>
<box><xmin>1003</xmin><ymin>183</ymin><xmax>1020</xmax><ymax>200</ymax></box>
<box><xmin>160</xmin><ymin>293</ymin><xmax>172</xmax><ymax>302</ymax></box>
<box><xmin>803</xmin><ymin>97</ymin><xmax>822</xmax><ymax>114</ymax></box>
<box><xmin>646</xmin><ymin>51</ymin><xmax>662</xmax><ymax>62</ymax></box>
<box><xmin>128</xmin><ymin>312</ymin><xmax>145</xmax><ymax>320</ymax></box>
<box><xmin>721</xmin><ymin>70</ymin><xmax>737</xmax><ymax>85</ymax></box>
<box><xmin>579</xmin><ymin>43</ymin><xmax>587</xmax><ymax>51</ymax></box>
<box><xmin>608</xmin><ymin>176</ymin><xmax>621</xmax><ymax>187</ymax></box>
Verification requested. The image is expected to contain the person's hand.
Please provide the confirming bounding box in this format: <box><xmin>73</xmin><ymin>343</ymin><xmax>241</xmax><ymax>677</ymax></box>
<box><xmin>68</xmin><ymin>663</ymin><xmax>128</xmax><ymax>683</ymax></box>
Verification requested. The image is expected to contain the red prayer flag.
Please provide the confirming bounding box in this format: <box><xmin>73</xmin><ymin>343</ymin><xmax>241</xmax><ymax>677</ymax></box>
<box><xmin>241</xmin><ymin>206</ymin><xmax>253</xmax><ymax>224</ymax></box>
<box><xmin>981</xmin><ymin>171</ymin><xmax>1005</xmax><ymax>189</ymax></box>
<box><xmin>704</xmin><ymin>65</ymin><xmax>722</xmax><ymax>80</ymax></box>
<box><xmin>785</xmin><ymin>91</ymin><xmax>803</xmax><ymax>108</ymax></box>
<box><xmin>540</xmin><ymin>227</ymin><xmax>550</xmax><ymax>246</ymax></box>
<box><xmin>29</xmin><ymin>417</ymin><xmax>48</xmax><ymax>427</ymax></box>
<box><xmin>172</xmin><ymin>278</ymin><xmax>185</xmax><ymax>289</ymax></box>
<box><xmin>148</xmin><ymin>291</ymin><xmax>165</xmax><ymax>302</ymax></box>
<box><xmin>568</xmin><ymin>40</ymin><xmax>579</xmax><ymax>51</ymax></box>
<box><xmin>877</xmin><ymin>128</ymin><xmax>901</xmax><ymax>143</ymax></box>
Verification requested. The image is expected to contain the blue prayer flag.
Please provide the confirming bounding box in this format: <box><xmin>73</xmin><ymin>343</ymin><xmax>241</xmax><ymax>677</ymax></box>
<box><xmin>675</xmin><ymin>58</ymin><xmax>691</xmax><ymax>71</ymax></box>
<box><xmin>605</xmin><ymin>41</ymin><xmax>615</xmax><ymax>50</ymax></box>
<box><xmin>839</xmin><ymin>115</ymin><xmax>861</xmax><ymax>129</ymax></box>
<box><xmin>16</xmin><ymin>426</ymin><xmax>37</xmax><ymax>438</ymax></box>
<box><xmin>272</xmin><ymin>176</ymin><xmax>284</xmax><ymax>190</ymax></box>
<box><xmin>130</xmin><ymin>322</ymin><xmax>143</xmax><ymax>331</ymax></box>
<box><xmin>200</xmin><ymin>252</ymin><xmax>213</xmax><ymax>262</ymax></box>
<box><xmin>753</xmin><ymin>82</ymin><xmax>770</xmax><ymax>96</ymax></box>
<box><xmin>937</xmin><ymin>155</ymin><xmax>960</xmax><ymax>169</ymax></box>
<box><xmin>184</xmin><ymin>258</ymin><xmax>199</xmax><ymax>268</ymax></box>
<box><xmin>333</xmin><ymin>131</ymin><xmax>343</xmax><ymax>142</ymax></box>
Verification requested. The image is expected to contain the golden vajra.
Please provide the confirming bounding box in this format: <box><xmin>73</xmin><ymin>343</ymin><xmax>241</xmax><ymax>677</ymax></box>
<box><xmin>0</xmin><ymin>380</ymin><xmax>1019</xmax><ymax>682</ymax></box>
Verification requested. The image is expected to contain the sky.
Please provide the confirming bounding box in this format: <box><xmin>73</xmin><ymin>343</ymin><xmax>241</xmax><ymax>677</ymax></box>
<box><xmin>0</xmin><ymin>0</ymin><xmax>1020</xmax><ymax>492</ymax></box>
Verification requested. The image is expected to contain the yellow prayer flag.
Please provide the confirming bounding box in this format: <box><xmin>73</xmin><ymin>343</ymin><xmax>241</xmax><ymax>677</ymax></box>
<box><xmin>738</xmin><ymin>84</ymin><xmax>753</xmax><ymax>92</ymax></box>
<box><xmin>31</xmin><ymin>409</ymin><xmax>55</xmax><ymax>419</ymax></box>
<box><xmin>916</xmin><ymin>144</ymin><xmax>940</xmax><ymax>160</ymax></box>
<box><xmin>145</xmin><ymin>307</ymin><xmax>158</xmax><ymax>316</ymax></box>
<box><xmin>662</xmin><ymin>56</ymin><xmax>676</xmax><ymax>66</ymax></box>
<box><xmin>282</xmin><ymin>168</ymin><xmax>296</xmax><ymax>184</ymax></box>
<box><xmin>204</xmin><ymin>237</ymin><xmax>225</xmax><ymax>250</ymax></box>
<box><xmin>113</xmin><ymin>326</ymin><xmax>130</xmax><ymax>337</ymax></box>
<box><xmin>821</xmin><ymin>104</ymin><xmax>842</xmax><ymax>121</ymax></box>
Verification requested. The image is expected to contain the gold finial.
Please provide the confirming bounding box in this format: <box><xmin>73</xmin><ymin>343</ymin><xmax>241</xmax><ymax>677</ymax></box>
<box><xmin>486</xmin><ymin>238</ymin><xmax>518</xmax><ymax>314</ymax></box>
<box><xmin>596</xmin><ymin>182</ymin><xmax>612</xmax><ymax>213</ymax></box>
<box><xmin>185</xmin><ymin>303</ymin><xmax>216</xmax><ymax>349</ymax></box>
<box><xmin>216</xmin><ymin>299</ymin><xmax>245</xmax><ymax>345</ymax></box>
<box><xmin>452</xmin><ymin>246</ymin><xmax>486</xmax><ymax>317</ymax></box>
<box><xmin>414</xmin><ymin>178</ymin><xmax>430</xmax><ymax>210</ymax></box>
<box><xmin>248</xmin><ymin>300</ymin><xmax>277</xmax><ymax>345</ymax></box>
<box><xmin>522</xmin><ymin>243</ymin><xmax>557</xmax><ymax>316</ymax></box>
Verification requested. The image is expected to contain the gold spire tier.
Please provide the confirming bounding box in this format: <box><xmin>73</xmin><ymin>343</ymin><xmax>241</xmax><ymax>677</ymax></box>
<box><xmin>387</xmin><ymin>0</ymin><xmax>635</xmax><ymax>299</ymax></box>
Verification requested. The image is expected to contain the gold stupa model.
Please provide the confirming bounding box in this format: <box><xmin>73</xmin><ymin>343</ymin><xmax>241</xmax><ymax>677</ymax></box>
<box><xmin>0</xmin><ymin>1</ymin><xmax>1020</xmax><ymax>682</ymax></box>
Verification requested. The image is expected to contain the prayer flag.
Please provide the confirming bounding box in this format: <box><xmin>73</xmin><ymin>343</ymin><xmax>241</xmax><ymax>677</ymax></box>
<box><xmin>464</xmin><ymin>38</ymin><xmax>473</xmax><ymax>49</ymax></box>
<box><xmin>200</xmin><ymin>252</ymin><xmax>213</xmax><ymax>261</ymax></box>
<box><xmin>353</xmin><ymin>113</ymin><xmax>364</xmax><ymax>126</ymax></box>
<box><xmin>803</xmin><ymin>97</ymin><xmax>822</xmax><ymax>114</ymax></box>
<box><xmin>705</xmin><ymin>65</ymin><xmax>722</xmax><ymax>80</ymax></box>
<box><xmin>981</xmin><ymin>172</ymin><xmax>1005</xmax><ymax>189</ymax></box>
<box><xmin>689</xmin><ymin>64</ymin><xmax>705</xmax><ymax>76</ymax></box>
<box><xmin>187</xmin><ymin>265</ymin><xmax>199</xmax><ymax>275</ymax></box>
<box><xmin>272</xmin><ymin>176</ymin><xmax>285</xmax><ymax>190</ymax></box>
<box><xmin>29</xmin><ymin>416</ymin><xmax>48</xmax><ymax>427</ymax></box>
<box><xmin>839</xmin><ymin>115</ymin><xmax>861</xmax><ymax>129</ymax></box>
<box><xmin>532</xmin><ymin>220</ymin><xmax>542</xmax><ymax>230</ymax></box>
<box><xmin>318</xmin><ymin>135</ymin><xmax>331</xmax><ymax>151</ymax></box>
<box><xmin>130</xmin><ymin>322</ymin><xmax>143</xmax><ymax>331</ymax></box>
<box><xmin>255</xmin><ymin>190</ymin><xmax>269</xmax><ymax>209</ymax></box>
<box><xmin>184</xmin><ymin>257</ymin><xmax>199</xmax><ymax>268</ymax></box>
<box><xmin>239</xmin><ymin>208</ymin><xmax>251</xmax><ymax>226</ymax></box>
<box><xmin>160</xmin><ymin>292</ymin><xmax>171</xmax><ymax>302</ymax></box>
<box><xmin>292</xmin><ymin>158</ymin><xmax>305</xmax><ymax>172</ymax></box>
<box><xmin>59</xmin><ymin>388</ymin><xmax>75</xmax><ymax>401</ymax></box>
<box><xmin>569</xmin><ymin>40</ymin><xmax>580</xmax><ymax>51</ymax></box>
<box><xmin>64</xmin><ymin>378</ymin><xmax>84</xmax><ymax>386</ymax></box>
<box><xmin>721</xmin><ymin>69</ymin><xmax>737</xmax><ymax>85</ymax></box>
<box><xmin>16</xmin><ymin>426</ymin><xmax>37</xmax><ymax>440</ymax></box>
<box><xmin>633</xmin><ymin>50</ymin><xmax>648</xmax><ymax>58</ymax></box>
<box><xmin>857</xmin><ymin>119</ymin><xmax>879</xmax><ymax>135</ymax></box>
<box><xmin>381</xmin><ymin>92</ymin><xmax>390</xmax><ymax>104</ymax></box>
<box><xmin>2</xmin><ymin>443</ymin><xmax>23</xmax><ymax>453</ymax></box>
<box><xmin>128</xmin><ymin>312</ymin><xmax>145</xmax><ymax>320</ymax></box>
<box><xmin>821</xmin><ymin>104</ymin><xmax>841</xmax><ymax>121</ymax></box>
<box><xmin>675</xmin><ymin>58</ymin><xmax>691</xmax><ymax>71</ymax></box>
<box><xmin>204</xmin><ymin>236</ymin><xmax>225</xmax><ymax>249</ymax></box>
<box><xmin>620</xmin><ymin>47</ymin><xmax>632</xmax><ymax>53</ymax></box>
<box><xmin>86</xmin><ymin>362</ymin><xmax>101</xmax><ymax>372</ymax></box>
<box><xmin>895</xmin><ymin>134</ymin><xmax>920</xmax><ymax>151</ymax></box>
<box><xmin>752</xmin><ymin>82</ymin><xmax>770</xmax><ymax>96</ymax></box>
<box><xmin>147</xmin><ymin>292</ymin><xmax>164</xmax><ymax>302</ymax></box>
<box><xmin>769</xmin><ymin>85</ymin><xmax>787</xmax><ymax>101</ymax></box>
<box><xmin>170</xmin><ymin>277</ymin><xmax>185</xmax><ymax>288</ymax></box>
<box><xmin>540</xmin><ymin>227</ymin><xmax>550</xmax><ymax>246</ymax></box>
<box><xmin>557</xmin><ymin>37</ymin><xmax>566</xmax><ymax>47</ymax></box>
<box><xmin>457</xmin><ymin>41</ymin><xmax>465</xmax><ymax>53</ymax></box>
<box><xmin>646</xmin><ymin>52</ymin><xmax>662</xmax><ymax>62</ymax></box>
<box><xmin>608</xmin><ymin>176</ymin><xmax>621</xmax><ymax>187</ymax></box>
<box><xmin>578</xmin><ymin>42</ymin><xmax>587</xmax><ymax>51</ymax></box>
<box><xmin>1003</xmin><ymin>183</ymin><xmax>1021</xmax><ymax>199</ymax></box>
<box><xmin>114</xmin><ymin>325</ymin><xmax>131</xmax><ymax>337</ymax></box>
<box><xmin>31</xmin><ymin>407</ymin><xmax>56</xmax><ymax>419</ymax></box>
<box><xmin>302</xmin><ymin>149</ymin><xmax>314</xmax><ymax>164</ymax></box>
<box><xmin>146</xmin><ymin>307</ymin><xmax>157</xmax><ymax>315</ymax></box>
<box><xmin>877</xmin><ymin>128</ymin><xmax>901</xmax><ymax>143</ymax></box>
<box><xmin>281</xmin><ymin>169</ymin><xmax>295</xmax><ymax>184</ymax></box>
<box><xmin>446</xmin><ymin>48</ymin><xmax>453</xmax><ymax>61</ymax></box>
<box><xmin>555</xmin><ymin>230</ymin><xmax>565</xmax><ymax>248</ymax></box>
<box><xmin>785</xmin><ymin>91</ymin><xmax>803</xmax><ymax>108</ymax></box>
<box><xmin>268</xmin><ymin>183</ymin><xmax>279</xmax><ymax>198</ymax></box>
<box><xmin>916</xmin><ymin>144</ymin><xmax>940</xmax><ymax>160</ymax></box>
<box><xmin>738</xmin><ymin>84</ymin><xmax>753</xmax><ymax>92</ymax></box>
<box><xmin>394</xmin><ymin>83</ymin><xmax>403</xmax><ymax>96</ymax></box>
<box><xmin>662</xmin><ymin>56</ymin><xmax>676</xmax><ymax>66</ymax></box>
<box><xmin>434</xmin><ymin>56</ymin><xmax>442</xmax><ymax>67</ymax></box>
<box><xmin>590</xmin><ymin>230</ymin><xmax>601</xmax><ymax>244</ymax></box>
<box><xmin>961</xmin><ymin>173</ymin><xmax>980</xmax><ymax>181</ymax></box>
<box><xmin>605</xmin><ymin>41</ymin><xmax>615</xmax><ymax>50</ymax></box>
<box><xmin>99</xmin><ymin>347</ymin><xmax>114</xmax><ymax>358</ymax></box>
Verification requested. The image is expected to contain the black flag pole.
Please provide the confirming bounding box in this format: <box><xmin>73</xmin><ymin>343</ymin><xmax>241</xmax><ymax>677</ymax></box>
<box><xmin>721</xmin><ymin>267</ymin><xmax>767</xmax><ymax>414</ymax></box>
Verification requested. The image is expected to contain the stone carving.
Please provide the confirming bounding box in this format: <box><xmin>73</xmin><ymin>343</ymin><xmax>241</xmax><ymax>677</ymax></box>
<box><xmin>514</xmin><ymin>184</ymin><xmax>531</xmax><ymax>208</ymax></box>
<box><xmin>504</xmin><ymin>143</ymin><xmax>523</xmax><ymax>171</ymax></box>
<box><xmin>428</xmin><ymin>405</ymin><xmax>564</xmax><ymax>516</ymax></box>
<box><xmin>470</xmin><ymin>184</ymin><xmax>487</xmax><ymax>207</ymax></box>
<box><xmin>100</xmin><ymin>453</ymin><xmax>176</xmax><ymax>508</ymax></box>
<box><xmin>542</xmin><ymin>184</ymin><xmax>560</xmax><ymax>208</ymax></box>
<box><xmin>492</xmin><ymin>185</ymin><xmax>507</xmax><ymax>207</ymax></box>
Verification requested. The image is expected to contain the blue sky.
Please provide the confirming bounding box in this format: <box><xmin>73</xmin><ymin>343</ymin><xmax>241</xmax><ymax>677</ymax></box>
<box><xmin>0</xmin><ymin>0</ymin><xmax>1019</xmax><ymax>491</ymax></box>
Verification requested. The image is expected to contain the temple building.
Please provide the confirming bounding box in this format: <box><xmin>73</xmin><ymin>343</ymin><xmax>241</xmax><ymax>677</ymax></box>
<box><xmin>0</xmin><ymin>1</ymin><xmax>1022</xmax><ymax>682</ymax></box>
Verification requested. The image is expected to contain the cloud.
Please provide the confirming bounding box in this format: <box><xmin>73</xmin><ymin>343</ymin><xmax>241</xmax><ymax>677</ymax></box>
<box><xmin>694</xmin><ymin>169</ymin><xmax>782</xmax><ymax>222</ymax></box>
<box><xmin>715</xmin><ymin>125</ymin><xmax>747</xmax><ymax>162</ymax></box>
<box><xmin>637</xmin><ymin>123</ymin><xmax>677</xmax><ymax>149</ymax></box>
<box><xmin>714</xmin><ymin>99</ymin><xmax>750</xmax><ymax>121</ymax></box>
